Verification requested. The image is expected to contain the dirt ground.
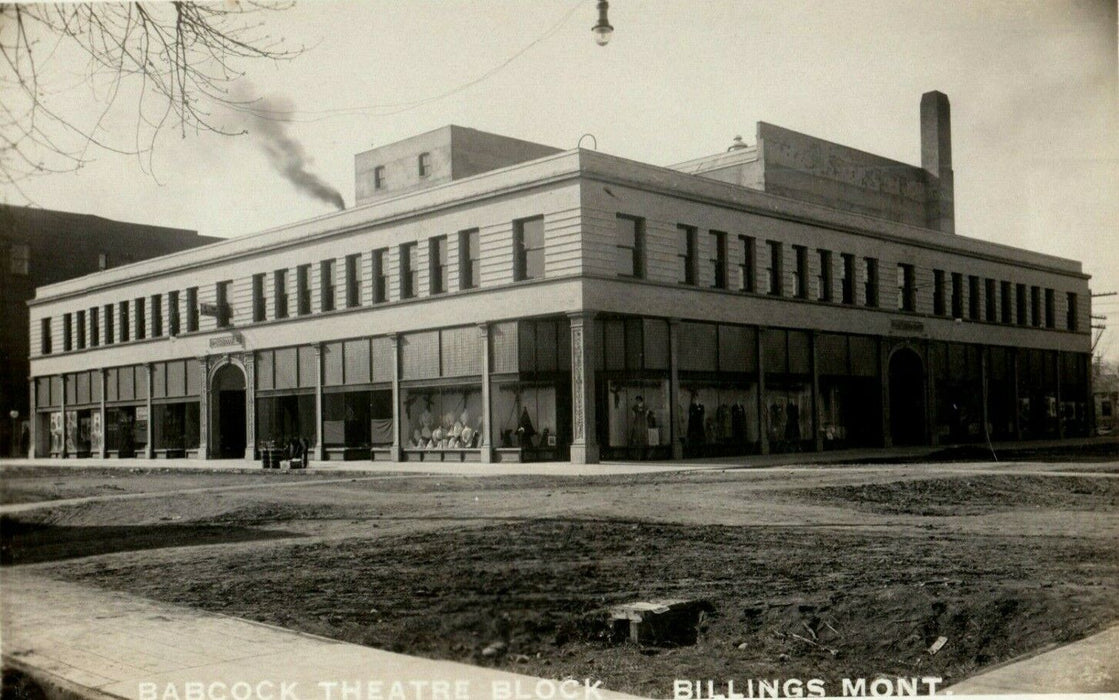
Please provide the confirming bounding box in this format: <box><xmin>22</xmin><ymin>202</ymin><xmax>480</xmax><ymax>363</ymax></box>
<box><xmin>2</xmin><ymin>456</ymin><xmax>1118</xmax><ymax>698</ymax></box>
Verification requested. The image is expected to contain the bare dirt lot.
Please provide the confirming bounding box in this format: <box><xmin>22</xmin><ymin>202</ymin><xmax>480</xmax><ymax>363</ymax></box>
<box><xmin>2</xmin><ymin>455</ymin><xmax>1118</xmax><ymax>698</ymax></box>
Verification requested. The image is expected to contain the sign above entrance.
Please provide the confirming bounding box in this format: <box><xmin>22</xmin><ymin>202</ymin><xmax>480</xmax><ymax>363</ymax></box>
<box><xmin>889</xmin><ymin>319</ymin><xmax>925</xmax><ymax>335</ymax></box>
<box><xmin>209</xmin><ymin>331</ymin><xmax>244</xmax><ymax>349</ymax></box>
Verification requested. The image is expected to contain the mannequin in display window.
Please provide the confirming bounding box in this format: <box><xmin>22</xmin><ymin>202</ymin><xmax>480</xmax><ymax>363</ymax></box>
<box><xmin>686</xmin><ymin>394</ymin><xmax>705</xmax><ymax>455</ymax></box>
<box><xmin>629</xmin><ymin>395</ymin><xmax>650</xmax><ymax>460</ymax></box>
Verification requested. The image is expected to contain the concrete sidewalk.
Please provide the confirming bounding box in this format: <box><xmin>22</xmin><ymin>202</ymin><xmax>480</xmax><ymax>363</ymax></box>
<box><xmin>946</xmin><ymin>624</ymin><xmax>1119</xmax><ymax>694</ymax></box>
<box><xmin>1</xmin><ymin>570</ymin><xmax>641</xmax><ymax>700</ymax></box>
<box><xmin>5</xmin><ymin>436</ymin><xmax>1113</xmax><ymax>476</ymax></box>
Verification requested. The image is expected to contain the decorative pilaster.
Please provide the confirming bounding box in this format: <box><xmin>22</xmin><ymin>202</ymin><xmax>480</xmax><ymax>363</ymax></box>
<box><xmin>981</xmin><ymin>348</ymin><xmax>990</xmax><ymax>442</ymax></box>
<box><xmin>567</xmin><ymin>311</ymin><xmax>599</xmax><ymax>464</ymax></box>
<box><xmin>242</xmin><ymin>352</ymin><xmax>256</xmax><ymax>460</ymax></box>
<box><xmin>1011</xmin><ymin>350</ymin><xmax>1022</xmax><ymax>441</ymax></box>
<box><xmin>60</xmin><ymin>373</ymin><xmax>67</xmax><ymax>458</ymax></box>
<box><xmin>198</xmin><ymin>356</ymin><xmax>210</xmax><ymax>458</ymax></box>
<box><xmin>144</xmin><ymin>364</ymin><xmax>154</xmax><ymax>458</ymax></box>
<box><xmin>880</xmin><ymin>340</ymin><xmax>892</xmax><ymax>448</ymax></box>
<box><xmin>28</xmin><ymin>379</ymin><xmax>36</xmax><ymax>459</ymax></box>
<box><xmin>479</xmin><ymin>323</ymin><xmax>493</xmax><ymax>463</ymax></box>
<box><xmin>926</xmin><ymin>342</ymin><xmax>938</xmax><ymax>446</ymax></box>
<box><xmin>97</xmin><ymin>369</ymin><xmax>107</xmax><ymax>458</ymax></box>
<box><xmin>810</xmin><ymin>332</ymin><xmax>822</xmax><ymax>452</ymax></box>
<box><xmin>314</xmin><ymin>343</ymin><xmax>324</xmax><ymax>461</ymax></box>
<box><xmin>1055</xmin><ymin>351</ymin><xmax>1064</xmax><ymax>439</ymax></box>
<box><xmin>757</xmin><ymin>328</ymin><xmax>768</xmax><ymax>455</ymax></box>
<box><xmin>668</xmin><ymin>318</ymin><xmax>683</xmax><ymax>460</ymax></box>
<box><xmin>390</xmin><ymin>334</ymin><xmax>402</xmax><ymax>462</ymax></box>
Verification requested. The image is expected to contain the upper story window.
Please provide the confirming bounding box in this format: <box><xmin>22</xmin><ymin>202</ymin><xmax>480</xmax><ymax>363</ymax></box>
<box><xmin>90</xmin><ymin>307</ymin><xmax>99</xmax><ymax>347</ymax></box>
<box><xmin>1000</xmin><ymin>280</ymin><xmax>1012</xmax><ymax>324</ymax></box>
<box><xmin>766</xmin><ymin>241</ymin><xmax>783</xmax><ymax>297</ymax></box>
<box><xmin>968</xmin><ymin>275</ymin><xmax>981</xmax><ymax>320</ymax></box>
<box><xmin>76</xmin><ymin>310</ymin><xmax>86</xmax><ymax>349</ymax></box>
<box><xmin>9</xmin><ymin>243</ymin><xmax>29</xmax><ymax>275</ymax></box>
<box><xmin>372</xmin><ymin>248</ymin><xmax>388</xmax><ymax>303</ymax></box>
<box><xmin>104</xmin><ymin>303</ymin><xmax>114</xmax><ymax>344</ymax></box>
<box><xmin>817</xmin><ymin>250</ymin><xmax>832</xmax><ymax>302</ymax></box>
<box><xmin>252</xmin><ymin>273</ymin><xmax>267</xmax><ymax>322</ymax></box>
<box><xmin>168</xmin><ymin>291</ymin><xmax>180</xmax><ymax>336</ymax></box>
<box><xmin>1016</xmin><ymin>283</ymin><xmax>1027</xmax><ymax>325</ymax></box>
<box><xmin>274</xmin><ymin>270</ymin><xmax>289</xmax><ymax>319</ymax></box>
<box><xmin>933</xmin><ymin>270</ymin><xmax>946</xmax><ymax>316</ymax></box>
<box><xmin>216</xmin><ymin>280</ymin><xmax>233</xmax><ymax>328</ymax></box>
<box><xmin>513</xmin><ymin>216</ymin><xmax>545</xmax><ymax>282</ymax></box>
<box><xmin>63</xmin><ymin>313</ymin><xmax>73</xmax><ymax>351</ymax></box>
<box><xmin>186</xmin><ymin>288</ymin><xmax>199</xmax><ymax>332</ymax></box>
<box><xmin>985</xmin><ymin>279</ymin><xmax>997</xmax><ymax>322</ymax></box>
<box><xmin>40</xmin><ymin>318</ymin><xmax>52</xmax><ymax>355</ymax></box>
<box><xmin>1067</xmin><ymin>292</ymin><xmax>1079</xmax><ymax>331</ymax></box>
<box><xmin>134</xmin><ymin>297</ymin><xmax>146</xmax><ymax>340</ymax></box>
<box><xmin>400</xmin><ymin>242</ymin><xmax>418</xmax><ymax>299</ymax></box>
<box><xmin>459</xmin><ymin>229</ymin><xmax>480</xmax><ymax>290</ymax></box>
<box><xmin>678</xmin><ymin>225</ymin><xmax>698</xmax><ymax>285</ymax></box>
<box><xmin>418</xmin><ymin>152</ymin><xmax>432</xmax><ymax>177</ymax></box>
<box><xmin>739</xmin><ymin>235</ymin><xmax>756</xmax><ymax>293</ymax></box>
<box><xmin>374</xmin><ymin>165</ymin><xmax>386</xmax><ymax>190</ymax></box>
<box><xmin>898</xmin><ymin>263</ymin><xmax>915</xmax><ymax>312</ymax></box>
<box><xmin>119</xmin><ymin>300</ymin><xmax>130</xmax><ymax>342</ymax></box>
<box><xmin>615</xmin><ymin>215</ymin><xmax>645</xmax><ymax>279</ymax></box>
<box><xmin>151</xmin><ymin>294</ymin><xmax>163</xmax><ymax>337</ymax></box>
<box><xmin>710</xmin><ymin>230</ymin><xmax>727</xmax><ymax>289</ymax></box>
<box><xmin>321</xmin><ymin>259</ymin><xmax>336</xmax><ymax>312</ymax></box>
<box><xmin>296</xmin><ymin>264</ymin><xmax>312</xmax><ymax>316</ymax></box>
<box><xmin>430</xmin><ymin>235</ymin><xmax>448</xmax><ymax>294</ymax></box>
<box><xmin>1044</xmin><ymin>288</ymin><xmax>1055</xmax><ymax>328</ymax></box>
<box><xmin>346</xmin><ymin>254</ymin><xmax>362</xmax><ymax>307</ymax></box>
<box><xmin>840</xmin><ymin>253</ymin><xmax>855</xmax><ymax>305</ymax></box>
<box><xmin>792</xmin><ymin>244</ymin><xmax>807</xmax><ymax>298</ymax></box>
<box><xmin>1030</xmin><ymin>285</ymin><xmax>1041</xmax><ymax>327</ymax></box>
<box><xmin>863</xmin><ymin>257</ymin><xmax>879</xmax><ymax>308</ymax></box>
<box><xmin>951</xmin><ymin>272</ymin><xmax>963</xmax><ymax>319</ymax></box>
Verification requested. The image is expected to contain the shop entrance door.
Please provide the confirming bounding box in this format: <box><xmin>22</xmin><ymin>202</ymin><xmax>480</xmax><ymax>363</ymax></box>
<box><xmin>211</xmin><ymin>364</ymin><xmax>247</xmax><ymax>458</ymax></box>
<box><xmin>888</xmin><ymin>348</ymin><xmax>926</xmax><ymax>446</ymax></box>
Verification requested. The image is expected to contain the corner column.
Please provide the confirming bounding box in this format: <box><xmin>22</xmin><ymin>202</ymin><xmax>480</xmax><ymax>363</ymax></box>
<box><xmin>479</xmin><ymin>323</ymin><xmax>493</xmax><ymax>463</ymax></box>
<box><xmin>1011</xmin><ymin>350</ymin><xmax>1022</xmax><ymax>440</ymax></box>
<box><xmin>567</xmin><ymin>311</ymin><xmax>599</xmax><ymax>464</ymax></box>
<box><xmin>314</xmin><ymin>343</ymin><xmax>324</xmax><ymax>461</ymax></box>
<box><xmin>390</xmin><ymin>334</ymin><xmax>402</xmax><ymax>461</ymax></box>
<box><xmin>668</xmin><ymin>318</ymin><xmax>683</xmax><ymax>460</ymax></box>
<box><xmin>1055</xmin><ymin>351</ymin><xmax>1064</xmax><ymax>439</ymax></box>
<box><xmin>981</xmin><ymin>347</ymin><xmax>990</xmax><ymax>441</ymax></box>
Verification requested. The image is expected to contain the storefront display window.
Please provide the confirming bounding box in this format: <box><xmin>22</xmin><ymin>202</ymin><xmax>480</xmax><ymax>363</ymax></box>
<box><xmin>323</xmin><ymin>389</ymin><xmax>393</xmax><ymax>448</ymax></box>
<box><xmin>678</xmin><ymin>383</ymin><xmax>758</xmax><ymax>457</ymax></box>
<box><xmin>257</xmin><ymin>394</ymin><xmax>316</xmax><ymax>447</ymax></box>
<box><xmin>105</xmin><ymin>406</ymin><xmax>147</xmax><ymax>456</ymax></box>
<box><xmin>492</xmin><ymin>382</ymin><xmax>569</xmax><ymax>452</ymax></box>
<box><xmin>602</xmin><ymin>379</ymin><xmax>669</xmax><ymax>458</ymax></box>
<box><xmin>764</xmin><ymin>381</ymin><xmax>812</xmax><ymax>452</ymax></box>
<box><xmin>153</xmin><ymin>402</ymin><xmax>200</xmax><ymax>452</ymax></box>
<box><xmin>401</xmin><ymin>386</ymin><xmax>484</xmax><ymax>450</ymax></box>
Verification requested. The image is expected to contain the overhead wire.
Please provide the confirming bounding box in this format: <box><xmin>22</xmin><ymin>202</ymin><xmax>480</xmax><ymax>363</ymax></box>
<box><xmin>226</xmin><ymin>0</ymin><xmax>589</xmax><ymax>123</ymax></box>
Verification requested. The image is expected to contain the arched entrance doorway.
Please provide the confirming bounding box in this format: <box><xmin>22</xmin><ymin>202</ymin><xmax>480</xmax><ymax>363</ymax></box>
<box><xmin>211</xmin><ymin>364</ymin><xmax>247</xmax><ymax>458</ymax></box>
<box><xmin>888</xmin><ymin>348</ymin><xmax>926</xmax><ymax>446</ymax></box>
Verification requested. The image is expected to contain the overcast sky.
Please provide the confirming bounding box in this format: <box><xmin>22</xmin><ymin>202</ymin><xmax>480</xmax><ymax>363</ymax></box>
<box><xmin>4</xmin><ymin>0</ymin><xmax>1118</xmax><ymax>360</ymax></box>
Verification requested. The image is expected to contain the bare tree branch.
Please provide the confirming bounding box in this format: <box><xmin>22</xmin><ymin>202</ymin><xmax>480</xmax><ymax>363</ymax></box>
<box><xmin>0</xmin><ymin>1</ymin><xmax>300</xmax><ymax>186</ymax></box>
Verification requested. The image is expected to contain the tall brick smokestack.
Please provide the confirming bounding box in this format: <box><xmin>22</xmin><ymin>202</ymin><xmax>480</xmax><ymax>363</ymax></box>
<box><xmin>921</xmin><ymin>91</ymin><xmax>954</xmax><ymax>233</ymax></box>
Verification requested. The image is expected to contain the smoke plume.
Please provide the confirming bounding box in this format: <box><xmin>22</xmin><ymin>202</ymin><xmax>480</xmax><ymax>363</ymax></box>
<box><xmin>230</xmin><ymin>83</ymin><xmax>345</xmax><ymax>210</ymax></box>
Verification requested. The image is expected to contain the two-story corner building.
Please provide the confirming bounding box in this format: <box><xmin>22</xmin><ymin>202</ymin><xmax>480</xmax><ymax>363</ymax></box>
<box><xmin>25</xmin><ymin>95</ymin><xmax>1093</xmax><ymax>464</ymax></box>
